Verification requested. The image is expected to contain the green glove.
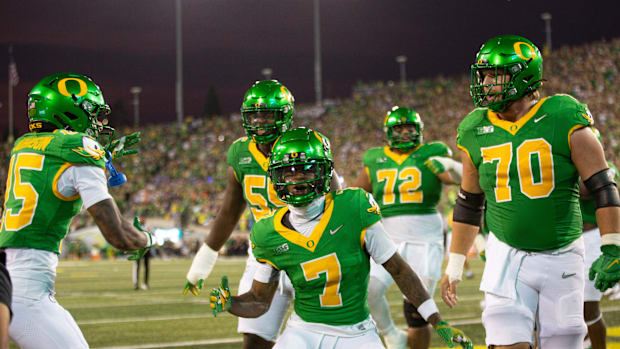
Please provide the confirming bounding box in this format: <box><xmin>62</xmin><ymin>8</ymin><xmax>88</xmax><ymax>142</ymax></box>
<box><xmin>183</xmin><ymin>279</ymin><xmax>204</xmax><ymax>296</ymax></box>
<box><xmin>104</xmin><ymin>132</ymin><xmax>141</xmax><ymax>160</ymax></box>
<box><xmin>590</xmin><ymin>245</ymin><xmax>620</xmax><ymax>292</ymax></box>
<box><xmin>479</xmin><ymin>249</ymin><xmax>486</xmax><ymax>262</ymax></box>
<box><xmin>210</xmin><ymin>276</ymin><xmax>231</xmax><ymax>317</ymax></box>
<box><xmin>126</xmin><ymin>217</ymin><xmax>154</xmax><ymax>261</ymax></box>
<box><xmin>435</xmin><ymin>320</ymin><xmax>474</xmax><ymax>349</ymax></box>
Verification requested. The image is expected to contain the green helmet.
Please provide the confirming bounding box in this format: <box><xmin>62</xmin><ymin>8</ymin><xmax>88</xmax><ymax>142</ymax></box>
<box><xmin>383</xmin><ymin>106</ymin><xmax>423</xmax><ymax>150</ymax></box>
<box><xmin>241</xmin><ymin>80</ymin><xmax>294</xmax><ymax>144</ymax></box>
<box><xmin>27</xmin><ymin>73</ymin><xmax>112</xmax><ymax>137</ymax></box>
<box><xmin>269</xmin><ymin>127</ymin><xmax>333</xmax><ymax>206</ymax></box>
<box><xmin>470</xmin><ymin>35</ymin><xmax>543</xmax><ymax>112</ymax></box>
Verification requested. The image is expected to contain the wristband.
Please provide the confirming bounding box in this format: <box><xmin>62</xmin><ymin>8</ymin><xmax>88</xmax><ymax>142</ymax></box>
<box><xmin>186</xmin><ymin>244</ymin><xmax>219</xmax><ymax>284</ymax></box>
<box><xmin>143</xmin><ymin>231</ymin><xmax>154</xmax><ymax>248</ymax></box>
<box><xmin>417</xmin><ymin>298</ymin><xmax>439</xmax><ymax>321</ymax></box>
<box><xmin>602</xmin><ymin>233</ymin><xmax>620</xmax><ymax>246</ymax></box>
<box><xmin>445</xmin><ymin>253</ymin><xmax>466</xmax><ymax>283</ymax></box>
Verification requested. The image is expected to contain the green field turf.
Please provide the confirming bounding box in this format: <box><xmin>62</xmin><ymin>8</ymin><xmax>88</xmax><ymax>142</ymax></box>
<box><xmin>10</xmin><ymin>257</ymin><xmax>620</xmax><ymax>348</ymax></box>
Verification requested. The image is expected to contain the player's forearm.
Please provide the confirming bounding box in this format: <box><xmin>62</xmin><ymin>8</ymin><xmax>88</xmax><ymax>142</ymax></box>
<box><xmin>88</xmin><ymin>199</ymin><xmax>148</xmax><ymax>250</ymax></box>
<box><xmin>383</xmin><ymin>253</ymin><xmax>430</xmax><ymax>308</ymax></box>
<box><xmin>449</xmin><ymin>222</ymin><xmax>479</xmax><ymax>255</ymax></box>
<box><xmin>597</xmin><ymin>206</ymin><xmax>620</xmax><ymax>236</ymax></box>
<box><xmin>228</xmin><ymin>293</ymin><xmax>271</xmax><ymax>318</ymax></box>
<box><xmin>205</xmin><ymin>205</ymin><xmax>245</xmax><ymax>250</ymax></box>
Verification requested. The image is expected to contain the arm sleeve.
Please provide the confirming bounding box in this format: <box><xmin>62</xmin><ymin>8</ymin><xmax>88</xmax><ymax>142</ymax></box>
<box><xmin>253</xmin><ymin>262</ymin><xmax>280</xmax><ymax>283</ymax></box>
<box><xmin>364</xmin><ymin>221</ymin><xmax>398</xmax><ymax>265</ymax></box>
<box><xmin>58</xmin><ymin>165</ymin><xmax>112</xmax><ymax>209</ymax></box>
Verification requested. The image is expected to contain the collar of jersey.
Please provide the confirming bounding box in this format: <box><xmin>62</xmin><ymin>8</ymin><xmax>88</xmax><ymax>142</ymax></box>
<box><xmin>273</xmin><ymin>193</ymin><xmax>334</xmax><ymax>252</ymax></box>
<box><xmin>383</xmin><ymin>145</ymin><xmax>419</xmax><ymax>165</ymax></box>
<box><xmin>487</xmin><ymin>97</ymin><xmax>549</xmax><ymax>136</ymax></box>
<box><xmin>248</xmin><ymin>140</ymin><xmax>269</xmax><ymax>172</ymax></box>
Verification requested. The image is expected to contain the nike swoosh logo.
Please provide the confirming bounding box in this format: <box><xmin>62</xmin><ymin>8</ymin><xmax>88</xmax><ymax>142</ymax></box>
<box><xmin>562</xmin><ymin>272</ymin><xmax>576</xmax><ymax>279</ymax></box>
<box><xmin>607</xmin><ymin>259</ymin><xmax>619</xmax><ymax>270</ymax></box>
<box><xmin>534</xmin><ymin>114</ymin><xmax>547</xmax><ymax>123</ymax></box>
<box><xmin>330</xmin><ymin>224</ymin><xmax>344</xmax><ymax>235</ymax></box>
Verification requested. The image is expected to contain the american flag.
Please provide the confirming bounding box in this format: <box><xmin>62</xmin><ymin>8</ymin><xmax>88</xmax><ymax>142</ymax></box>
<box><xmin>8</xmin><ymin>49</ymin><xmax>19</xmax><ymax>87</ymax></box>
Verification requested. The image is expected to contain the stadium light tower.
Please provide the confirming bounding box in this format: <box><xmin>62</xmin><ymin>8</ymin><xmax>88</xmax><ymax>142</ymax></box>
<box><xmin>313</xmin><ymin>0</ymin><xmax>323</xmax><ymax>106</ymax></box>
<box><xmin>261</xmin><ymin>68</ymin><xmax>273</xmax><ymax>80</ymax></box>
<box><xmin>541</xmin><ymin>12</ymin><xmax>552</xmax><ymax>54</ymax></box>
<box><xmin>395</xmin><ymin>55</ymin><xmax>407</xmax><ymax>85</ymax></box>
<box><xmin>130</xmin><ymin>86</ymin><xmax>142</xmax><ymax>128</ymax></box>
<box><xmin>175</xmin><ymin>0</ymin><xmax>184</xmax><ymax>126</ymax></box>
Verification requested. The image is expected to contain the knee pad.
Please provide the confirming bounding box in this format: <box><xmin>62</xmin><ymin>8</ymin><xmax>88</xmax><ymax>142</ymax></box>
<box><xmin>403</xmin><ymin>300</ymin><xmax>428</xmax><ymax>328</ymax></box>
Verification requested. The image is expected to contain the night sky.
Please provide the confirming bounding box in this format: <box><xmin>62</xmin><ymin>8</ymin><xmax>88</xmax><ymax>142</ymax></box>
<box><xmin>1</xmin><ymin>0</ymin><xmax>619</xmax><ymax>135</ymax></box>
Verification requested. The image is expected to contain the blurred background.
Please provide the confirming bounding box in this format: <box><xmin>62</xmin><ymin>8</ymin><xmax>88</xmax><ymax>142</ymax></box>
<box><xmin>1</xmin><ymin>1</ymin><xmax>620</xmax><ymax>347</ymax></box>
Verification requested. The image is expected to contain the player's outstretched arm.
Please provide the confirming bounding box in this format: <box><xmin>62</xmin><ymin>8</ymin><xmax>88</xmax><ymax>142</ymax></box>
<box><xmin>184</xmin><ymin>167</ymin><xmax>247</xmax><ymax>296</ymax></box>
<box><xmin>87</xmin><ymin>198</ymin><xmax>150</xmax><ymax>250</ymax></box>
<box><xmin>572</xmin><ymin>128</ymin><xmax>620</xmax><ymax>291</ymax></box>
<box><xmin>204</xmin><ymin>167</ymin><xmax>247</xmax><ymax>251</ymax></box>
<box><xmin>383</xmin><ymin>253</ymin><xmax>473</xmax><ymax>349</ymax></box>
<box><xmin>425</xmin><ymin>156</ymin><xmax>463</xmax><ymax>185</ymax></box>
<box><xmin>441</xmin><ymin>150</ymin><xmax>483</xmax><ymax>308</ymax></box>
<box><xmin>210</xmin><ymin>276</ymin><xmax>278</xmax><ymax>318</ymax></box>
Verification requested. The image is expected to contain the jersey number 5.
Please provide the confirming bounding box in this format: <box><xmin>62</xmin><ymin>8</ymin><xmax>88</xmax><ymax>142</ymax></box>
<box><xmin>301</xmin><ymin>253</ymin><xmax>343</xmax><ymax>307</ymax></box>
<box><xmin>244</xmin><ymin>175</ymin><xmax>285</xmax><ymax>221</ymax></box>
<box><xmin>2</xmin><ymin>153</ymin><xmax>45</xmax><ymax>231</ymax></box>
<box><xmin>481</xmin><ymin>139</ymin><xmax>554</xmax><ymax>202</ymax></box>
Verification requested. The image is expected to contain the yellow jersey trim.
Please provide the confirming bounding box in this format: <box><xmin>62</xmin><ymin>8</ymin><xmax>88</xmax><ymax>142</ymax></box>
<box><xmin>257</xmin><ymin>258</ymin><xmax>280</xmax><ymax>270</ymax></box>
<box><xmin>52</xmin><ymin>163</ymin><xmax>81</xmax><ymax>201</ymax></box>
<box><xmin>248</xmin><ymin>141</ymin><xmax>269</xmax><ymax>172</ymax></box>
<box><xmin>487</xmin><ymin>97</ymin><xmax>549</xmax><ymax>136</ymax></box>
<box><xmin>456</xmin><ymin>144</ymin><xmax>474</xmax><ymax>167</ymax></box>
<box><xmin>567</xmin><ymin>124</ymin><xmax>588</xmax><ymax>151</ymax></box>
<box><xmin>273</xmin><ymin>193</ymin><xmax>334</xmax><ymax>252</ymax></box>
<box><xmin>383</xmin><ymin>146</ymin><xmax>417</xmax><ymax>166</ymax></box>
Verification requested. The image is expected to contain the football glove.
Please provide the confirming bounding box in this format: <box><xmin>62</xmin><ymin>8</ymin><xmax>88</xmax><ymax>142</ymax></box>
<box><xmin>126</xmin><ymin>217</ymin><xmax>155</xmax><ymax>261</ymax></box>
<box><xmin>435</xmin><ymin>320</ymin><xmax>473</xmax><ymax>349</ymax></box>
<box><xmin>590</xmin><ymin>245</ymin><xmax>620</xmax><ymax>292</ymax></box>
<box><xmin>210</xmin><ymin>276</ymin><xmax>231</xmax><ymax>317</ymax></box>
<box><xmin>183</xmin><ymin>279</ymin><xmax>204</xmax><ymax>296</ymax></box>
<box><xmin>105</xmin><ymin>132</ymin><xmax>141</xmax><ymax>160</ymax></box>
<box><xmin>479</xmin><ymin>249</ymin><xmax>486</xmax><ymax>262</ymax></box>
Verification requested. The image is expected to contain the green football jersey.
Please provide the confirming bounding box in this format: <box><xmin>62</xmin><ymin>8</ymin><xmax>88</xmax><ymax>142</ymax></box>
<box><xmin>580</xmin><ymin>162</ymin><xmax>618</xmax><ymax>225</ymax></box>
<box><xmin>251</xmin><ymin>188</ymin><xmax>382</xmax><ymax>325</ymax></box>
<box><xmin>1</xmin><ymin>130</ymin><xmax>106</xmax><ymax>253</ymax></box>
<box><xmin>227</xmin><ymin>137</ymin><xmax>286</xmax><ymax>222</ymax></box>
<box><xmin>457</xmin><ymin>94</ymin><xmax>593</xmax><ymax>251</ymax></box>
<box><xmin>363</xmin><ymin>143</ymin><xmax>451</xmax><ymax>217</ymax></box>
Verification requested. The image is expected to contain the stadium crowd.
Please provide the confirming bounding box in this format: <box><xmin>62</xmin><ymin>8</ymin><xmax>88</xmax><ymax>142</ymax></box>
<box><xmin>1</xmin><ymin>38</ymin><xmax>618</xmax><ymax>258</ymax></box>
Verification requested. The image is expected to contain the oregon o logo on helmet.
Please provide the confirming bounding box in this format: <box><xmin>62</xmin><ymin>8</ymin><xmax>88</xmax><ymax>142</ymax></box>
<box><xmin>57</xmin><ymin>78</ymin><xmax>88</xmax><ymax>97</ymax></box>
<box><xmin>290</xmin><ymin>152</ymin><xmax>299</xmax><ymax>158</ymax></box>
<box><xmin>513</xmin><ymin>42</ymin><xmax>536</xmax><ymax>60</ymax></box>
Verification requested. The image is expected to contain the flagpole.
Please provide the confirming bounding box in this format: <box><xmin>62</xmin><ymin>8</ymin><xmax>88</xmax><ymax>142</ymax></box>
<box><xmin>8</xmin><ymin>45</ymin><xmax>14</xmax><ymax>143</ymax></box>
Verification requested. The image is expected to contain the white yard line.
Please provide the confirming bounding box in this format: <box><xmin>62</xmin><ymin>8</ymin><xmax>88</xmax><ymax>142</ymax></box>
<box><xmin>93</xmin><ymin>337</ymin><xmax>242</xmax><ymax>349</ymax></box>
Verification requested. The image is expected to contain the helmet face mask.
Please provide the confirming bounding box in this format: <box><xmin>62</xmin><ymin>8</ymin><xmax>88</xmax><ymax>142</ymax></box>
<box><xmin>269</xmin><ymin>128</ymin><xmax>333</xmax><ymax>206</ymax></box>
<box><xmin>470</xmin><ymin>35</ymin><xmax>543</xmax><ymax>112</ymax></box>
<box><xmin>384</xmin><ymin>106</ymin><xmax>423</xmax><ymax>150</ymax></box>
<box><xmin>241</xmin><ymin>80</ymin><xmax>294</xmax><ymax>144</ymax></box>
<box><xmin>28</xmin><ymin>73</ymin><xmax>113</xmax><ymax>138</ymax></box>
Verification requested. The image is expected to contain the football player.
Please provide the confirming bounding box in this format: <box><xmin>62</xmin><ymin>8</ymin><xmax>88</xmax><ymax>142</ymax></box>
<box><xmin>0</xmin><ymin>73</ymin><xmax>153</xmax><ymax>348</ymax></box>
<box><xmin>441</xmin><ymin>35</ymin><xmax>620</xmax><ymax>349</ymax></box>
<box><xmin>353</xmin><ymin>107</ymin><xmax>461</xmax><ymax>349</ymax></box>
<box><xmin>209</xmin><ymin>127</ymin><xmax>473</xmax><ymax>349</ymax></box>
<box><xmin>580</xmin><ymin>127</ymin><xmax>617</xmax><ymax>349</ymax></box>
<box><xmin>184</xmin><ymin>80</ymin><xmax>338</xmax><ymax>348</ymax></box>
